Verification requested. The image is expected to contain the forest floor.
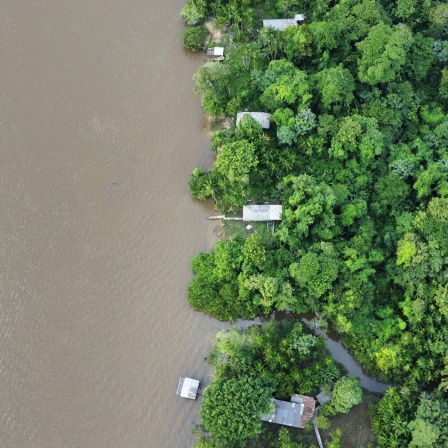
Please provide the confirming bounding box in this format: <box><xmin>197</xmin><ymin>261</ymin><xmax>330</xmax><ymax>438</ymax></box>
<box><xmin>204</xmin><ymin>18</ymin><xmax>222</xmax><ymax>43</ymax></box>
<box><xmin>322</xmin><ymin>391</ymin><xmax>379</xmax><ymax>448</ymax></box>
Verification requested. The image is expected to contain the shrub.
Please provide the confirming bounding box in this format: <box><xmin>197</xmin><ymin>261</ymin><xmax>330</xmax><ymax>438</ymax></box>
<box><xmin>330</xmin><ymin>377</ymin><xmax>362</xmax><ymax>414</ymax></box>
<box><xmin>180</xmin><ymin>0</ymin><xmax>206</xmax><ymax>26</ymax></box>
<box><xmin>182</xmin><ymin>25</ymin><xmax>207</xmax><ymax>51</ymax></box>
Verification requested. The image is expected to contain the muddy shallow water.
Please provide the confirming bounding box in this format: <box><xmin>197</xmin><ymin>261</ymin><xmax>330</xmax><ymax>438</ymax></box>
<box><xmin>0</xmin><ymin>1</ymin><xmax>227</xmax><ymax>447</ymax></box>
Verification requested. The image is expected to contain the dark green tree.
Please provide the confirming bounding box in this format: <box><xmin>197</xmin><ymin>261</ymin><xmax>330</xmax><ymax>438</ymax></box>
<box><xmin>200</xmin><ymin>375</ymin><xmax>273</xmax><ymax>446</ymax></box>
<box><xmin>315</xmin><ymin>64</ymin><xmax>355</xmax><ymax>112</ymax></box>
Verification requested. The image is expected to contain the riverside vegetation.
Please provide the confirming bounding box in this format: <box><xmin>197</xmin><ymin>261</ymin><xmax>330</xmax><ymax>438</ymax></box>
<box><xmin>181</xmin><ymin>0</ymin><xmax>448</xmax><ymax>447</ymax></box>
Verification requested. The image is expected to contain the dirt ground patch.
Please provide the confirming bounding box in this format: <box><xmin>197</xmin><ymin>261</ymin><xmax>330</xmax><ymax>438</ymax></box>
<box><xmin>204</xmin><ymin>19</ymin><xmax>221</xmax><ymax>43</ymax></box>
<box><xmin>322</xmin><ymin>391</ymin><xmax>380</xmax><ymax>448</ymax></box>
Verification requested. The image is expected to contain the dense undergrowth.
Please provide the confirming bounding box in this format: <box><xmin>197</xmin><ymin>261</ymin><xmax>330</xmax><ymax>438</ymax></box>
<box><xmin>181</xmin><ymin>0</ymin><xmax>448</xmax><ymax>446</ymax></box>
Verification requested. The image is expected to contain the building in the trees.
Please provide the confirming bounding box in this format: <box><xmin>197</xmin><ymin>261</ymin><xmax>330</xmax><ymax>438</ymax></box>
<box><xmin>236</xmin><ymin>112</ymin><xmax>271</xmax><ymax>129</ymax></box>
<box><xmin>262</xmin><ymin>14</ymin><xmax>306</xmax><ymax>31</ymax></box>
<box><xmin>206</xmin><ymin>47</ymin><xmax>224</xmax><ymax>61</ymax></box>
<box><xmin>243</xmin><ymin>204</ymin><xmax>282</xmax><ymax>221</ymax></box>
<box><xmin>261</xmin><ymin>395</ymin><xmax>316</xmax><ymax>428</ymax></box>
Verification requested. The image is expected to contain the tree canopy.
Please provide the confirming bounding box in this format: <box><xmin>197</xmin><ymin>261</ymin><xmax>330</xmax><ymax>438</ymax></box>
<box><xmin>200</xmin><ymin>375</ymin><xmax>273</xmax><ymax>446</ymax></box>
<box><xmin>182</xmin><ymin>0</ymin><xmax>448</xmax><ymax>445</ymax></box>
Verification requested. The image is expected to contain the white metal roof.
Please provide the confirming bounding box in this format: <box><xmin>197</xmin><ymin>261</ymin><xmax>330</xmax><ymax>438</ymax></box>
<box><xmin>178</xmin><ymin>377</ymin><xmax>200</xmax><ymax>399</ymax></box>
<box><xmin>262</xmin><ymin>14</ymin><xmax>306</xmax><ymax>31</ymax></box>
<box><xmin>212</xmin><ymin>47</ymin><xmax>224</xmax><ymax>56</ymax></box>
<box><xmin>236</xmin><ymin>112</ymin><xmax>271</xmax><ymax>129</ymax></box>
<box><xmin>243</xmin><ymin>204</ymin><xmax>282</xmax><ymax>221</ymax></box>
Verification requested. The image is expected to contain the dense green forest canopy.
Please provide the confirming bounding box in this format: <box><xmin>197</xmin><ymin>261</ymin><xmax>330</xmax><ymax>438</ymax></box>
<box><xmin>197</xmin><ymin>321</ymin><xmax>345</xmax><ymax>447</ymax></box>
<box><xmin>182</xmin><ymin>0</ymin><xmax>448</xmax><ymax>446</ymax></box>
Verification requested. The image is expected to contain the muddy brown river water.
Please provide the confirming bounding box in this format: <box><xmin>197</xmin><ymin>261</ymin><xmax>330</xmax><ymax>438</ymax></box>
<box><xmin>0</xmin><ymin>1</ymin><xmax>228</xmax><ymax>447</ymax></box>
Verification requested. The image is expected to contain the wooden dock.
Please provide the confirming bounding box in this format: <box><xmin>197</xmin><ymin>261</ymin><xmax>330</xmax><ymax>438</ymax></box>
<box><xmin>312</xmin><ymin>406</ymin><xmax>324</xmax><ymax>448</ymax></box>
<box><xmin>207</xmin><ymin>215</ymin><xmax>243</xmax><ymax>221</ymax></box>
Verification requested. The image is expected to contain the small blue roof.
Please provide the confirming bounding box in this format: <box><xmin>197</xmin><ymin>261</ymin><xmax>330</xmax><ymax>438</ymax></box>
<box><xmin>261</xmin><ymin>398</ymin><xmax>304</xmax><ymax>427</ymax></box>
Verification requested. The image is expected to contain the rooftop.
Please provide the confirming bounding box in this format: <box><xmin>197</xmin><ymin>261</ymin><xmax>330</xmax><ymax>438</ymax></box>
<box><xmin>243</xmin><ymin>204</ymin><xmax>282</xmax><ymax>221</ymax></box>
<box><xmin>261</xmin><ymin>395</ymin><xmax>315</xmax><ymax>428</ymax></box>
<box><xmin>261</xmin><ymin>398</ymin><xmax>303</xmax><ymax>427</ymax></box>
<box><xmin>206</xmin><ymin>47</ymin><xmax>224</xmax><ymax>56</ymax></box>
<box><xmin>316</xmin><ymin>391</ymin><xmax>332</xmax><ymax>405</ymax></box>
<box><xmin>177</xmin><ymin>377</ymin><xmax>200</xmax><ymax>399</ymax></box>
<box><xmin>262</xmin><ymin>14</ymin><xmax>306</xmax><ymax>31</ymax></box>
<box><xmin>236</xmin><ymin>112</ymin><xmax>271</xmax><ymax>129</ymax></box>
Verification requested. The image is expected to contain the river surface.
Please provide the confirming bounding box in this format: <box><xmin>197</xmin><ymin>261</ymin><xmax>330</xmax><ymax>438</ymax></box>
<box><xmin>0</xmin><ymin>1</ymin><xmax>229</xmax><ymax>447</ymax></box>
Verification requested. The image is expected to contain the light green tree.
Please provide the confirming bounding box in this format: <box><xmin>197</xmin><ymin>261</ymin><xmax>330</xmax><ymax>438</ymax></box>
<box><xmin>243</xmin><ymin>233</ymin><xmax>266</xmax><ymax>269</ymax></box>
<box><xmin>215</xmin><ymin>140</ymin><xmax>257</xmax><ymax>182</ymax></box>
<box><xmin>357</xmin><ymin>23</ymin><xmax>413</xmax><ymax>85</ymax></box>
<box><xmin>330</xmin><ymin>377</ymin><xmax>362</xmax><ymax>414</ymax></box>
<box><xmin>180</xmin><ymin>0</ymin><xmax>206</xmax><ymax>25</ymax></box>
<box><xmin>290</xmin><ymin>251</ymin><xmax>339</xmax><ymax>298</ymax></box>
<box><xmin>278</xmin><ymin>174</ymin><xmax>337</xmax><ymax>245</ymax></box>
<box><xmin>408</xmin><ymin>396</ymin><xmax>448</xmax><ymax>447</ymax></box>
<box><xmin>282</xmin><ymin>25</ymin><xmax>313</xmax><ymax>63</ymax></box>
<box><xmin>429</xmin><ymin>4</ymin><xmax>448</xmax><ymax>28</ymax></box>
<box><xmin>182</xmin><ymin>25</ymin><xmax>208</xmax><ymax>51</ymax></box>
<box><xmin>276</xmin><ymin>427</ymin><xmax>305</xmax><ymax>448</ymax></box>
<box><xmin>260</xmin><ymin>59</ymin><xmax>312</xmax><ymax>111</ymax></box>
<box><xmin>329</xmin><ymin>115</ymin><xmax>383</xmax><ymax>162</ymax></box>
<box><xmin>326</xmin><ymin>429</ymin><xmax>343</xmax><ymax>448</ymax></box>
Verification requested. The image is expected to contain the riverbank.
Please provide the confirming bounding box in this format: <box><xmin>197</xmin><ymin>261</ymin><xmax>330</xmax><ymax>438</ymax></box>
<box><xmin>1</xmin><ymin>1</ymin><xmax>226</xmax><ymax>447</ymax></box>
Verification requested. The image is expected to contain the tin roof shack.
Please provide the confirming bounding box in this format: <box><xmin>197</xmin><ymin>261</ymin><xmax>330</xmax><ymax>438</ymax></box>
<box><xmin>236</xmin><ymin>112</ymin><xmax>271</xmax><ymax>129</ymax></box>
<box><xmin>262</xmin><ymin>14</ymin><xmax>306</xmax><ymax>31</ymax></box>
<box><xmin>176</xmin><ymin>377</ymin><xmax>200</xmax><ymax>399</ymax></box>
<box><xmin>316</xmin><ymin>391</ymin><xmax>332</xmax><ymax>405</ymax></box>
<box><xmin>261</xmin><ymin>395</ymin><xmax>316</xmax><ymax>428</ymax></box>
<box><xmin>243</xmin><ymin>204</ymin><xmax>282</xmax><ymax>221</ymax></box>
<box><xmin>206</xmin><ymin>47</ymin><xmax>224</xmax><ymax>61</ymax></box>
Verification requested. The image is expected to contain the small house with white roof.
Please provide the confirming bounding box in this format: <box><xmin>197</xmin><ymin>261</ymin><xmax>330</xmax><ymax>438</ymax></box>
<box><xmin>176</xmin><ymin>377</ymin><xmax>201</xmax><ymax>399</ymax></box>
<box><xmin>236</xmin><ymin>112</ymin><xmax>271</xmax><ymax>129</ymax></box>
<box><xmin>206</xmin><ymin>47</ymin><xmax>225</xmax><ymax>61</ymax></box>
<box><xmin>243</xmin><ymin>204</ymin><xmax>282</xmax><ymax>221</ymax></box>
<box><xmin>262</xmin><ymin>14</ymin><xmax>306</xmax><ymax>31</ymax></box>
